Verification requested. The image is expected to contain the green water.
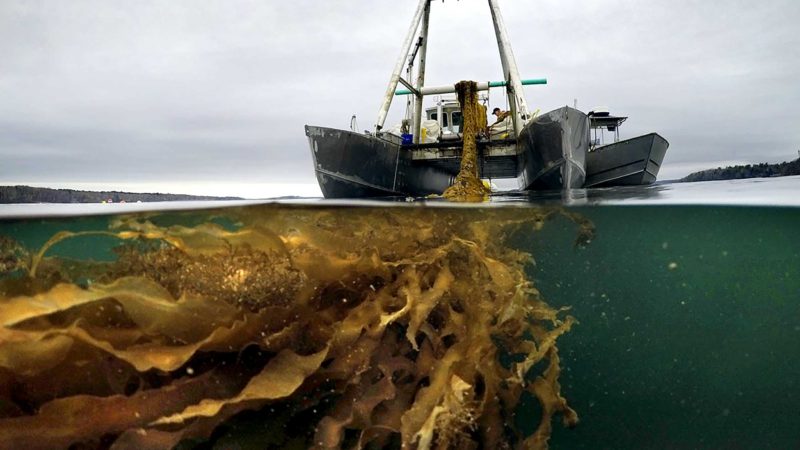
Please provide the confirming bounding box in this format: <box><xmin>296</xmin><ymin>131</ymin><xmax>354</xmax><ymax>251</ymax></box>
<box><xmin>0</xmin><ymin>204</ymin><xmax>798</xmax><ymax>448</ymax></box>
<box><xmin>523</xmin><ymin>206</ymin><xmax>800</xmax><ymax>449</ymax></box>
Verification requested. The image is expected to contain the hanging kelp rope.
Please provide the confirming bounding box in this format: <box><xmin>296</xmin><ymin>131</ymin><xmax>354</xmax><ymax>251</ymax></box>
<box><xmin>443</xmin><ymin>80</ymin><xmax>492</xmax><ymax>202</ymax></box>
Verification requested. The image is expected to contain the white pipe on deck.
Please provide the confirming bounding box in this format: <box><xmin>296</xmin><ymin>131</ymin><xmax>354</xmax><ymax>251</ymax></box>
<box><xmin>376</xmin><ymin>0</ymin><xmax>430</xmax><ymax>132</ymax></box>
<box><xmin>397</xmin><ymin>80</ymin><xmax>547</xmax><ymax>97</ymax></box>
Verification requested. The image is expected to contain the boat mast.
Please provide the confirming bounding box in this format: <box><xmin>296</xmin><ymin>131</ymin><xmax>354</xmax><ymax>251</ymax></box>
<box><xmin>487</xmin><ymin>0</ymin><xmax>531</xmax><ymax>137</ymax></box>
<box><xmin>375</xmin><ymin>0</ymin><xmax>430</xmax><ymax>133</ymax></box>
<box><xmin>412</xmin><ymin>1</ymin><xmax>431</xmax><ymax>144</ymax></box>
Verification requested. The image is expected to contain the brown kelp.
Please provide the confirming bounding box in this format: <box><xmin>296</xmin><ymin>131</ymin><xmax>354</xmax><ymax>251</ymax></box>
<box><xmin>0</xmin><ymin>205</ymin><xmax>590</xmax><ymax>449</ymax></box>
<box><xmin>442</xmin><ymin>81</ymin><xmax>492</xmax><ymax>202</ymax></box>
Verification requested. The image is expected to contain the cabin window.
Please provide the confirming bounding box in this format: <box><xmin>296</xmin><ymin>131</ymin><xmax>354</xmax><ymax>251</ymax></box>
<box><xmin>442</xmin><ymin>113</ymin><xmax>449</xmax><ymax>127</ymax></box>
<box><xmin>428</xmin><ymin>112</ymin><xmax>437</xmax><ymax>121</ymax></box>
<box><xmin>451</xmin><ymin>112</ymin><xmax>463</xmax><ymax>132</ymax></box>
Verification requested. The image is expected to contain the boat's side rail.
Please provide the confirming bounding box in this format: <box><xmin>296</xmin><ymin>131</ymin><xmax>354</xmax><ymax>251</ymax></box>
<box><xmin>403</xmin><ymin>137</ymin><xmax>516</xmax><ymax>151</ymax></box>
<box><xmin>408</xmin><ymin>139</ymin><xmax>517</xmax><ymax>160</ymax></box>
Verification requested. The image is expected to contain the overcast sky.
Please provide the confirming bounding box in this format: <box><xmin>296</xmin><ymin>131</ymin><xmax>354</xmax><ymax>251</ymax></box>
<box><xmin>1</xmin><ymin>0</ymin><xmax>799</xmax><ymax>197</ymax></box>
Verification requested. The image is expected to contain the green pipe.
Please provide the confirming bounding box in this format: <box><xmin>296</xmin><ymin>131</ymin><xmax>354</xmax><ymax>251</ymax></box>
<box><xmin>490</xmin><ymin>78</ymin><xmax>548</xmax><ymax>88</ymax></box>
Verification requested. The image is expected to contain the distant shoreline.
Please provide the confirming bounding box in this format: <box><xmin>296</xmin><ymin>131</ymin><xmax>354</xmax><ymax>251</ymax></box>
<box><xmin>4</xmin><ymin>157</ymin><xmax>799</xmax><ymax>204</ymax></box>
<box><xmin>0</xmin><ymin>185</ymin><xmax>242</xmax><ymax>204</ymax></box>
<box><xmin>681</xmin><ymin>157</ymin><xmax>800</xmax><ymax>182</ymax></box>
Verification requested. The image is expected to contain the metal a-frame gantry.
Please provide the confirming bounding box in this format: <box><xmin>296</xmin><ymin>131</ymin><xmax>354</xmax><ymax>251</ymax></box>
<box><xmin>374</xmin><ymin>0</ymin><xmax>533</xmax><ymax>144</ymax></box>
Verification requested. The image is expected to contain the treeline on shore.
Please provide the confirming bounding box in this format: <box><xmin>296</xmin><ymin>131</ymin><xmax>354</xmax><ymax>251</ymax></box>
<box><xmin>0</xmin><ymin>185</ymin><xmax>241</xmax><ymax>204</ymax></box>
<box><xmin>681</xmin><ymin>157</ymin><xmax>800</xmax><ymax>182</ymax></box>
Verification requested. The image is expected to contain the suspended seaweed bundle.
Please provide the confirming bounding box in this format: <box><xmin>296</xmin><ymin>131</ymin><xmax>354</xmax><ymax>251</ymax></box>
<box><xmin>443</xmin><ymin>80</ymin><xmax>492</xmax><ymax>202</ymax></box>
<box><xmin>0</xmin><ymin>205</ymin><xmax>590</xmax><ymax>449</ymax></box>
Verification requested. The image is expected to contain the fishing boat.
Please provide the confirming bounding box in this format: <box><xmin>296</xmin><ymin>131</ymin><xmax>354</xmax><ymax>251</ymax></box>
<box><xmin>583</xmin><ymin>109</ymin><xmax>670</xmax><ymax>187</ymax></box>
<box><xmin>305</xmin><ymin>0</ymin><xmax>589</xmax><ymax>198</ymax></box>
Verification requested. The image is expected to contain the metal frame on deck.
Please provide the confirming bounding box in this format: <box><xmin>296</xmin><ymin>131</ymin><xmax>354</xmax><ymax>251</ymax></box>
<box><xmin>375</xmin><ymin>0</ymin><xmax>534</xmax><ymax>140</ymax></box>
<box><xmin>412</xmin><ymin>2</ymin><xmax>431</xmax><ymax>144</ymax></box>
<box><xmin>375</xmin><ymin>0</ymin><xmax>430</xmax><ymax>133</ymax></box>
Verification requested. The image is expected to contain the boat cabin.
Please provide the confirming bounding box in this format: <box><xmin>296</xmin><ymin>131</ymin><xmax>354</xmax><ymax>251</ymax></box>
<box><xmin>426</xmin><ymin>99</ymin><xmax>463</xmax><ymax>135</ymax></box>
<box><xmin>419</xmin><ymin>95</ymin><xmax>513</xmax><ymax>142</ymax></box>
<box><xmin>588</xmin><ymin>108</ymin><xmax>628</xmax><ymax>151</ymax></box>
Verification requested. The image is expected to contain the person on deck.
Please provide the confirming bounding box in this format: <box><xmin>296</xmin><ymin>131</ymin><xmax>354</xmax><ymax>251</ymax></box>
<box><xmin>487</xmin><ymin>107</ymin><xmax>511</xmax><ymax>137</ymax></box>
<box><xmin>491</xmin><ymin>107</ymin><xmax>510</xmax><ymax>125</ymax></box>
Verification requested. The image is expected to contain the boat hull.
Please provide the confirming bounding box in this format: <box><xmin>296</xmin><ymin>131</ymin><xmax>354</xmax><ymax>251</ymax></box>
<box><xmin>307</xmin><ymin>106</ymin><xmax>591</xmax><ymax>198</ymax></box>
<box><xmin>584</xmin><ymin>133</ymin><xmax>669</xmax><ymax>187</ymax></box>
<box><xmin>305</xmin><ymin>126</ymin><xmax>454</xmax><ymax>198</ymax></box>
<box><xmin>517</xmin><ymin>106</ymin><xmax>589</xmax><ymax>190</ymax></box>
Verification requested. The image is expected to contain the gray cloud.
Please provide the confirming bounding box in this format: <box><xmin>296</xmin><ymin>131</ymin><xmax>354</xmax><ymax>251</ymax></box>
<box><xmin>1</xmin><ymin>0</ymin><xmax>799</xmax><ymax>191</ymax></box>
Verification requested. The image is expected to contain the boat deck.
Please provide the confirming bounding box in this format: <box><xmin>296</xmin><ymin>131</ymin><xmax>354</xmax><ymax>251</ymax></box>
<box><xmin>404</xmin><ymin>138</ymin><xmax>519</xmax><ymax>179</ymax></box>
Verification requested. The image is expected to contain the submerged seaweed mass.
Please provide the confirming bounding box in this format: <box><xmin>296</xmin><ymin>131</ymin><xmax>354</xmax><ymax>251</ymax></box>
<box><xmin>0</xmin><ymin>205</ymin><xmax>591</xmax><ymax>449</ymax></box>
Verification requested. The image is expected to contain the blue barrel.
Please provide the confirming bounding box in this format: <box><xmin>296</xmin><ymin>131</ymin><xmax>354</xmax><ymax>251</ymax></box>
<box><xmin>401</xmin><ymin>133</ymin><xmax>413</xmax><ymax>145</ymax></box>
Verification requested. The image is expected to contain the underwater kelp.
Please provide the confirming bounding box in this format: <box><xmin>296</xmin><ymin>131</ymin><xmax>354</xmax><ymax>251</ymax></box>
<box><xmin>0</xmin><ymin>205</ymin><xmax>591</xmax><ymax>449</ymax></box>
